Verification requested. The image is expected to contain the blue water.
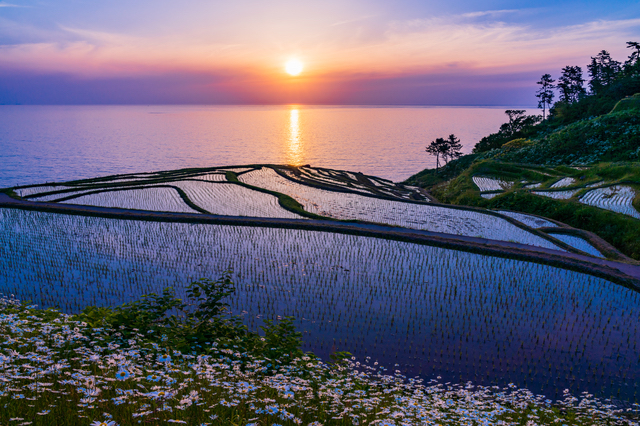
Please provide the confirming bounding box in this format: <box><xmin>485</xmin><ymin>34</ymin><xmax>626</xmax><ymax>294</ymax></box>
<box><xmin>0</xmin><ymin>105</ymin><xmax>536</xmax><ymax>187</ymax></box>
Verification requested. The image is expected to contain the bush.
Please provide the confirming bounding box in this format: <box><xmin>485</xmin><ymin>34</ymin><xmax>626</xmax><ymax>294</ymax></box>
<box><xmin>75</xmin><ymin>273</ymin><xmax>305</xmax><ymax>364</ymax></box>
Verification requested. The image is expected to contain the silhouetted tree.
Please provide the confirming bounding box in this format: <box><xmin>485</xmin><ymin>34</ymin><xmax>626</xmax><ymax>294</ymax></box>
<box><xmin>624</xmin><ymin>41</ymin><xmax>640</xmax><ymax>76</ymax></box>
<box><xmin>425</xmin><ymin>137</ymin><xmax>447</xmax><ymax>171</ymax></box>
<box><xmin>558</xmin><ymin>66</ymin><xmax>586</xmax><ymax>103</ymax></box>
<box><xmin>443</xmin><ymin>134</ymin><xmax>463</xmax><ymax>164</ymax></box>
<box><xmin>472</xmin><ymin>110</ymin><xmax>541</xmax><ymax>153</ymax></box>
<box><xmin>501</xmin><ymin>110</ymin><xmax>541</xmax><ymax>135</ymax></box>
<box><xmin>536</xmin><ymin>74</ymin><xmax>555</xmax><ymax>120</ymax></box>
<box><xmin>587</xmin><ymin>50</ymin><xmax>621</xmax><ymax>94</ymax></box>
<box><xmin>426</xmin><ymin>134</ymin><xmax>463</xmax><ymax>171</ymax></box>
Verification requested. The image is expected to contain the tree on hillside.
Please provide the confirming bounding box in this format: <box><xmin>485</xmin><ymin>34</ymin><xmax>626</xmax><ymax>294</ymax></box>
<box><xmin>443</xmin><ymin>134</ymin><xmax>463</xmax><ymax>164</ymax></box>
<box><xmin>425</xmin><ymin>138</ymin><xmax>447</xmax><ymax>171</ymax></box>
<box><xmin>558</xmin><ymin>66</ymin><xmax>586</xmax><ymax>103</ymax></box>
<box><xmin>503</xmin><ymin>110</ymin><xmax>527</xmax><ymax>135</ymax></box>
<box><xmin>536</xmin><ymin>74</ymin><xmax>555</xmax><ymax>120</ymax></box>
<box><xmin>501</xmin><ymin>110</ymin><xmax>542</xmax><ymax>136</ymax></box>
<box><xmin>587</xmin><ymin>50</ymin><xmax>621</xmax><ymax>94</ymax></box>
<box><xmin>426</xmin><ymin>134</ymin><xmax>463</xmax><ymax>171</ymax></box>
<box><xmin>472</xmin><ymin>110</ymin><xmax>541</xmax><ymax>153</ymax></box>
<box><xmin>624</xmin><ymin>41</ymin><xmax>640</xmax><ymax>76</ymax></box>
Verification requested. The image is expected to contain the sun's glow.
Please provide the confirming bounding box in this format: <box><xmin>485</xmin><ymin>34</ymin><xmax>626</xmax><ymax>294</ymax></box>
<box><xmin>285</xmin><ymin>59</ymin><xmax>303</xmax><ymax>76</ymax></box>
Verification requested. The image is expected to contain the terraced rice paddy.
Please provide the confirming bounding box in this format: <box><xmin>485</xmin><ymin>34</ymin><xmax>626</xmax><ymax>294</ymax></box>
<box><xmin>550</xmin><ymin>177</ymin><xmax>576</xmax><ymax>188</ymax></box>
<box><xmin>480</xmin><ymin>193</ymin><xmax>501</xmax><ymax>199</ymax></box>
<box><xmin>496</xmin><ymin>211</ymin><xmax>558</xmax><ymax>229</ymax></box>
<box><xmin>580</xmin><ymin>185</ymin><xmax>640</xmax><ymax>219</ymax></box>
<box><xmin>0</xmin><ymin>208</ymin><xmax>638</xmax><ymax>402</ymax></box>
<box><xmin>60</xmin><ymin>187</ymin><xmax>199</xmax><ymax>213</ymax></box>
<box><xmin>297</xmin><ymin>166</ymin><xmax>421</xmax><ymax>199</ymax></box>
<box><xmin>532</xmin><ymin>189</ymin><xmax>580</xmax><ymax>200</ymax></box>
<box><xmin>191</xmin><ymin>172</ymin><xmax>228</xmax><ymax>182</ymax></box>
<box><xmin>15</xmin><ymin>184</ymin><xmax>75</xmax><ymax>197</ymax></box>
<box><xmin>241</xmin><ymin>168</ymin><xmax>562</xmax><ymax>249</ymax></box>
<box><xmin>145</xmin><ymin>180</ymin><xmax>301</xmax><ymax>218</ymax></box>
<box><xmin>547</xmin><ymin>234</ymin><xmax>604</xmax><ymax>258</ymax></box>
<box><xmin>524</xmin><ymin>182</ymin><xmax>542</xmax><ymax>189</ymax></box>
<box><xmin>472</xmin><ymin>176</ymin><xmax>512</xmax><ymax>192</ymax></box>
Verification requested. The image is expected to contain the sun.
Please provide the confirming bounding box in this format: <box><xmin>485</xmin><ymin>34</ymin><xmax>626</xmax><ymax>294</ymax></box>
<box><xmin>285</xmin><ymin>59</ymin><xmax>303</xmax><ymax>76</ymax></box>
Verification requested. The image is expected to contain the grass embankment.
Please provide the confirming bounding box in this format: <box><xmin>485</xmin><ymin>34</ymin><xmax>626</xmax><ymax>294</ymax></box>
<box><xmin>612</xmin><ymin>93</ymin><xmax>640</xmax><ymax>113</ymax></box>
<box><xmin>407</xmin><ymin>161</ymin><xmax>640</xmax><ymax>260</ymax></box>
<box><xmin>1</xmin><ymin>276</ymin><xmax>639</xmax><ymax>426</ymax></box>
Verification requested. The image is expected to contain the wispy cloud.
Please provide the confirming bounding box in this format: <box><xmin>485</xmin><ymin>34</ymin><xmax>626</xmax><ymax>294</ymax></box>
<box><xmin>460</xmin><ymin>10</ymin><xmax>520</xmax><ymax>19</ymax></box>
<box><xmin>1</xmin><ymin>9</ymin><xmax>639</xmax><ymax>85</ymax></box>
<box><xmin>0</xmin><ymin>2</ymin><xmax>29</xmax><ymax>7</ymax></box>
<box><xmin>330</xmin><ymin>14</ymin><xmax>377</xmax><ymax>27</ymax></box>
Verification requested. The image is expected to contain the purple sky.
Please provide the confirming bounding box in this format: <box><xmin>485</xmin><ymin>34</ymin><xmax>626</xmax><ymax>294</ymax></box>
<box><xmin>0</xmin><ymin>0</ymin><xmax>639</xmax><ymax>105</ymax></box>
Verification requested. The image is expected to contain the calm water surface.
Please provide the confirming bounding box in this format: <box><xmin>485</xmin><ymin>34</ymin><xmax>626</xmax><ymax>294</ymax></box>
<box><xmin>1</xmin><ymin>209</ymin><xmax>638</xmax><ymax>402</ymax></box>
<box><xmin>0</xmin><ymin>105</ymin><xmax>536</xmax><ymax>187</ymax></box>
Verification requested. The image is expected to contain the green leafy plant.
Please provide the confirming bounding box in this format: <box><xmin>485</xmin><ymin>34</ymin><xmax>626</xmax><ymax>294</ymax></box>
<box><xmin>75</xmin><ymin>273</ymin><xmax>305</xmax><ymax>361</ymax></box>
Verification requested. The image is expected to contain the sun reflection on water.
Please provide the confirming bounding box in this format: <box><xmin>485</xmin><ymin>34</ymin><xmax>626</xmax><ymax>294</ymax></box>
<box><xmin>287</xmin><ymin>107</ymin><xmax>304</xmax><ymax>165</ymax></box>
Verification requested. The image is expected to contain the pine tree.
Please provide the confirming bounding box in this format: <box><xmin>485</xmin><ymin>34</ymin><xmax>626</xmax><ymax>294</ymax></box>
<box><xmin>557</xmin><ymin>66</ymin><xmax>586</xmax><ymax>103</ymax></box>
<box><xmin>536</xmin><ymin>74</ymin><xmax>555</xmax><ymax>120</ymax></box>
<box><xmin>624</xmin><ymin>41</ymin><xmax>640</xmax><ymax>77</ymax></box>
<box><xmin>426</xmin><ymin>135</ymin><xmax>463</xmax><ymax>170</ymax></box>
<box><xmin>587</xmin><ymin>50</ymin><xmax>621</xmax><ymax>94</ymax></box>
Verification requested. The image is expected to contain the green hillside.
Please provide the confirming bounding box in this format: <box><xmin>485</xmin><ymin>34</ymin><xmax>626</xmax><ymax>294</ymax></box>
<box><xmin>405</xmin><ymin>48</ymin><xmax>640</xmax><ymax>260</ymax></box>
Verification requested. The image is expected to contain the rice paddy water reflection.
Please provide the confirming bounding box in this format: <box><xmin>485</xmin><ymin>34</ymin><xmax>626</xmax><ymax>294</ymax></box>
<box><xmin>0</xmin><ymin>208</ymin><xmax>638</xmax><ymax>402</ymax></box>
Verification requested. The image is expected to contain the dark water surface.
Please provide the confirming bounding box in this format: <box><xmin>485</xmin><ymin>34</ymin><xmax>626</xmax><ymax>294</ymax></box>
<box><xmin>0</xmin><ymin>105</ymin><xmax>535</xmax><ymax>187</ymax></box>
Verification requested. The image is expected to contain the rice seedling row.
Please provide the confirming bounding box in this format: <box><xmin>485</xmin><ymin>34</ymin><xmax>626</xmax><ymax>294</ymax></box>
<box><xmin>579</xmin><ymin>185</ymin><xmax>640</xmax><ymax>219</ymax></box>
<box><xmin>1</xmin><ymin>208</ymin><xmax>638</xmax><ymax>402</ymax></box>
<box><xmin>241</xmin><ymin>168</ymin><xmax>564</xmax><ymax>249</ymax></box>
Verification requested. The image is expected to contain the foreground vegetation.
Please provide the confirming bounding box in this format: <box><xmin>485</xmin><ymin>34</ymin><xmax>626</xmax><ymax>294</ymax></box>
<box><xmin>1</xmin><ymin>276</ymin><xmax>639</xmax><ymax>425</ymax></box>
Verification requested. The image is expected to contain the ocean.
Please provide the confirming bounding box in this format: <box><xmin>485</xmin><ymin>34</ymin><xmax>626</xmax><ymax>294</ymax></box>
<box><xmin>0</xmin><ymin>104</ymin><xmax>536</xmax><ymax>187</ymax></box>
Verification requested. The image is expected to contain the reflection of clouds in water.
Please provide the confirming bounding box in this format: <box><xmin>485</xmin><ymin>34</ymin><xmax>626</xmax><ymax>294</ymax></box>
<box><xmin>287</xmin><ymin>108</ymin><xmax>304</xmax><ymax>165</ymax></box>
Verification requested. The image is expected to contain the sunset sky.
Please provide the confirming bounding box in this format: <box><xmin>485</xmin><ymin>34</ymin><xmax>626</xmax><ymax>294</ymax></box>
<box><xmin>0</xmin><ymin>0</ymin><xmax>639</xmax><ymax>105</ymax></box>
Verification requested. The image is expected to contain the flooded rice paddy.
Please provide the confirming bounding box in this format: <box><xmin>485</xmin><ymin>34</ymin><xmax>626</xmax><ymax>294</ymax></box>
<box><xmin>1</xmin><ymin>208</ymin><xmax>638</xmax><ymax>402</ymax></box>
